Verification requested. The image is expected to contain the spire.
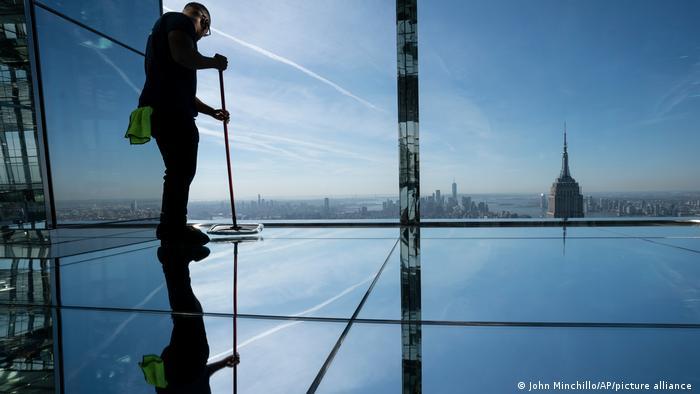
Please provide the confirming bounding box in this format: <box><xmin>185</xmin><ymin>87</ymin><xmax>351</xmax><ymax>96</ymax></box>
<box><xmin>560</xmin><ymin>122</ymin><xmax>571</xmax><ymax>178</ymax></box>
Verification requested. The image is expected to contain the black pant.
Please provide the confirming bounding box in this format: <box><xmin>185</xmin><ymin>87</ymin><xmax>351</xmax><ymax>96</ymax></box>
<box><xmin>159</xmin><ymin>249</ymin><xmax>210</xmax><ymax>392</ymax></box>
<box><xmin>152</xmin><ymin>108</ymin><xmax>199</xmax><ymax>230</ymax></box>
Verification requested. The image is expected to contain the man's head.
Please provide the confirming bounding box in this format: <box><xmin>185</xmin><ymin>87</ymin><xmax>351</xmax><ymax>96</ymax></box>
<box><xmin>183</xmin><ymin>2</ymin><xmax>211</xmax><ymax>40</ymax></box>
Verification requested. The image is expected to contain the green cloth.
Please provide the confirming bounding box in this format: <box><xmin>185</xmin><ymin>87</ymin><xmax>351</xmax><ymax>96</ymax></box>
<box><xmin>139</xmin><ymin>354</ymin><xmax>168</xmax><ymax>388</ymax></box>
<box><xmin>125</xmin><ymin>106</ymin><xmax>153</xmax><ymax>145</ymax></box>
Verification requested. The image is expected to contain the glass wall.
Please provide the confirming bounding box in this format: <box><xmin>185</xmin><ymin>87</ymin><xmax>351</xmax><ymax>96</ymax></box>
<box><xmin>421</xmin><ymin>0</ymin><xmax>700</xmax><ymax>219</ymax></box>
<box><xmin>0</xmin><ymin>0</ymin><xmax>46</xmax><ymax>228</ymax></box>
<box><xmin>0</xmin><ymin>251</ymin><xmax>54</xmax><ymax>392</ymax></box>
<box><xmin>22</xmin><ymin>0</ymin><xmax>700</xmax><ymax>225</ymax></box>
<box><xmin>168</xmin><ymin>0</ymin><xmax>398</xmax><ymax>221</ymax></box>
<box><xmin>32</xmin><ymin>1</ymin><xmax>162</xmax><ymax>224</ymax></box>
<box><xmin>37</xmin><ymin>0</ymin><xmax>160</xmax><ymax>51</ymax></box>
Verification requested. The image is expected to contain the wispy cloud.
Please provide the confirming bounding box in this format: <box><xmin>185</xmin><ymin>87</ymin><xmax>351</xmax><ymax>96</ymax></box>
<box><xmin>654</xmin><ymin>71</ymin><xmax>700</xmax><ymax>118</ymax></box>
<box><xmin>163</xmin><ymin>5</ymin><xmax>380</xmax><ymax>111</ymax></box>
<box><xmin>208</xmin><ymin>274</ymin><xmax>373</xmax><ymax>362</ymax></box>
<box><xmin>79</xmin><ymin>38</ymin><xmax>141</xmax><ymax>95</ymax></box>
<box><xmin>212</xmin><ymin>28</ymin><xmax>381</xmax><ymax>111</ymax></box>
<box><xmin>198</xmin><ymin>126</ymin><xmax>378</xmax><ymax>162</ymax></box>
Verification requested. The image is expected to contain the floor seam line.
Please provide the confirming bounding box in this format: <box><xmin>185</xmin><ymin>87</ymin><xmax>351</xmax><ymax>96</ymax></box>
<box><xmin>306</xmin><ymin>237</ymin><xmax>399</xmax><ymax>393</ymax></box>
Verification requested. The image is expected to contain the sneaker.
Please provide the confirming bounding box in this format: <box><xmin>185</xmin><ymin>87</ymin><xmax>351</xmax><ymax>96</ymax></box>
<box><xmin>157</xmin><ymin>225</ymin><xmax>210</xmax><ymax>246</ymax></box>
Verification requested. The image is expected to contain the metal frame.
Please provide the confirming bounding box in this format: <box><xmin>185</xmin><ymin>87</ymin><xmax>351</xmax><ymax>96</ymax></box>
<box><xmin>397</xmin><ymin>0</ymin><xmax>420</xmax><ymax>226</ymax></box>
<box><xmin>33</xmin><ymin>1</ymin><xmax>146</xmax><ymax>56</ymax></box>
<box><xmin>24</xmin><ymin>0</ymin><xmax>56</xmax><ymax>228</ymax></box>
<box><xmin>255</xmin><ymin>218</ymin><xmax>700</xmax><ymax>228</ymax></box>
<box><xmin>50</xmin><ymin>257</ymin><xmax>65</xmax><ymax>394</ymax></box>
<box><xmin>40</xmin><ymin>218</ymin><xmax>700</xmax><ymax>229</ymax></box>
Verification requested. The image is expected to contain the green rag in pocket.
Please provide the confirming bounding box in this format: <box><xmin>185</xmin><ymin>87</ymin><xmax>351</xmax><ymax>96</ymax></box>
<box><xmin>138</xmin><ymin>354</ymin><xmax>168</xmax><ymax>388</ymax></box>
<box><xmin>125</xmin><ymin>106</ymin><xmax>153</xmax><ymax>145</ymax></box>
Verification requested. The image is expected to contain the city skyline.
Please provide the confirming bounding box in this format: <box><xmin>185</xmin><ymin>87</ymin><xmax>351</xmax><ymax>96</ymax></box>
<box><xmin>54</xmin><ymin>191</ymin><xmax>700</xmax><ymax>222</ymax></box>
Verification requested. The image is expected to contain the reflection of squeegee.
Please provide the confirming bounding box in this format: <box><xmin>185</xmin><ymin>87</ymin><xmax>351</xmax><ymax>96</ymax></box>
<box><xmin>208</xmin><ymin>69</ymin><xmax>263</xmax><ymax>238</ymax></box>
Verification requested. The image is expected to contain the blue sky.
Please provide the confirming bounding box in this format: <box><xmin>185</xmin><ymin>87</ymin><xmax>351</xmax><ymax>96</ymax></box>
<box><xmin>41</xmin><ymin>0</ymin><xmax>700</xmax><ymax>201</ymax></box>
<box><xmin>420</xmin><ymin>0</ymin><xmax>700</xmax><ymax>194</ymax></box>
<box><xmin>185</xmin><ymin>0</ymin><xmax>700</xmax><ymax>198</ymax></box>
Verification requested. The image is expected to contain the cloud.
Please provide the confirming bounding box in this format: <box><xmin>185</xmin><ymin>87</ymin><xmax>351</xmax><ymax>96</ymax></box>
<box><xmin>79</xmin><ymin>37</ymin><xmax>141</xmax><ymax>95</ymax></box>
<box><xmin>208</xmin><ymin>273</ymin><xmax>373</xmax><ymax>361</ymax></box>
<box><xmin>197</xmin><ymin>126</ymin><xmax>379</xmax><ymax>163</ymax></box>
<box><xmin>212</xmin><ymin>28</ymin><xmax>382</xmax><ymax>111</ymax></box>
<box><xmin>653</xmin><ymin>71</ymin><xmax>700</xmax><ymax>118</ymax></box>
<box><xmin>163</xmin><ymin>5</ymin><xmax>380</xmax><ymax>111</ymax></box>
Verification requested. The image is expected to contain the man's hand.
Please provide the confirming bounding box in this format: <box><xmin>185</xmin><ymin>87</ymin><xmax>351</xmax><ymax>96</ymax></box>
<box><xmin>212</xmin><ymin>53</ymin><xmax>228</xmax><ymax>71</ymax></box>
<box><xmin>224</xmin><ymin>353</ymin><xmax>240</xmax><ymax>367</ymax></box>
<box><xmin>211</xmin><ymin>108</ymin><xmax>229</xmax><ymax>124</ymax></box>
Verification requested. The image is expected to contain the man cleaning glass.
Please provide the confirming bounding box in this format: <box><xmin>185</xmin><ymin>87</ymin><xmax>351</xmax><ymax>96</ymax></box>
<box><xmin>137</xmin><ymin>2</ymin><xmax>228</xmax><ymax>245</ymax></box>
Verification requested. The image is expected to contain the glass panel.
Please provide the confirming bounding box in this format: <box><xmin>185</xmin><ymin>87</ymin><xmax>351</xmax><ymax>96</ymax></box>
<box><xmin>37</xmin><ymin>0</ymin><xmax>160</xmax><ymax>51</ymax></box>
<box><xmin>423</xmin><ymin>326</ymin><xmax>700</xmax><ymax>393</ymax></box>
<box><xmin>319</xmin><ymin>323</ymin><xmax>700</xmax><ymax>393</ymax></box>
<box><xmin>361</xmin><ymin>226</ymin><xmax>700</xmax><ymax>323</ymax></box>
<box><xmin>316</xmin><ymin>323</ymin><xmax>402</xmax><ymax>393</ymax></box>
<box><xmin>236</xmin><ymin>317</ymin><xmax>345</xmax><ymax>393</ymax></box>
<box><xmin>421</xmin><ymin>1</ymin><xmax>700</xmax><ymax>220</ymax></box>
<box><xmin>0</xmin><ymin>0</ymin><xmax>47</xmax><ymax>228</ymax></box>
<box><xmin>0</xmin><ymin>257</ymin><xmax>52</xmax><ymax>306</ymax></box>
<box><xmin>60</xmin><ymin>309</ymin><xmax>233</xmax><ymax>393</ymax></box>
<box><xmin>56</xmin><ymin>236</ymin><xmax>396</xmax><ymax>317</ymax></box>
<box><xmin>0</xmin><ymin>306</ymin><xmax>56</xmax><ymax>393</ymax></box>
<box><xmin>35</xmin><ymin>8</ymin><xmax>164</xmax><ymax>224</ymax></box>
<box><xmin>59</xmin><ymin>310</ymin><xmax>346</xmax><ymax>393</ymax></box>
<box><xmin>184</xmin><ymin>1</ymin><xmax>397</xmax><ymax>221</ymax></box>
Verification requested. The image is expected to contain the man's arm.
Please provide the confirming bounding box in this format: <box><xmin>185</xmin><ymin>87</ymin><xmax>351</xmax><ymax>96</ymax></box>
<box><xmin>195</xmin><ymin>97</ymin><xmax>230</xmax><ymax>122</ymax></box>
<box><xmin>195</xmin><ymin>97</ymin><xmax>215</xmax><ymax>116</ymax></box>
<box><xmin>168</xmin><ymin>30</ymin><xmax>227</xmax><ymax>70</ymax></box>
<box><xmin>205</xmin><ymin>354</ymin><xmax>239</xmax><ymax>377</ymax></box>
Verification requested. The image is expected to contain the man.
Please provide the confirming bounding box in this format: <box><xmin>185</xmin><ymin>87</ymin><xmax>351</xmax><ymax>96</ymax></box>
<box><xmin>152</xmin><ymin>245</ymin><xmax>239</xmax><ymax>392</ymax></box>
<box><xmin>139</xmin><ymin>2</ymin><xmax>227</xmax><ymax>245</ymax></box>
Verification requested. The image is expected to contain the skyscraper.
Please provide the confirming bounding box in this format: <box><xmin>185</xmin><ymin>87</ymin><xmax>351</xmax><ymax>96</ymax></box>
<box><xmin>451</xmin><ymin>179</ymin><xmax>457</xmax><ymax>201</ymax></box>
<box><xmin>547</xmin><ymin>124</ymin><xmax>584</xmax><ymax>218</ymax></box>
<box><xmin>540</xmin><ymin>193</ymin><xmax>547</xmax><ymax>217</ymax></box>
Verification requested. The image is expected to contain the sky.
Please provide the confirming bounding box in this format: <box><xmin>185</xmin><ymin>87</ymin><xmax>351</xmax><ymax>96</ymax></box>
<box><xmin>175</xmin><ymin>0</ymin><xmax>700</xmax><ymax>198</ymax></box>
<box><xmin>38</xmin><ymin>0</ymin><xmax>700</xmax><ymax>202</ymax></box>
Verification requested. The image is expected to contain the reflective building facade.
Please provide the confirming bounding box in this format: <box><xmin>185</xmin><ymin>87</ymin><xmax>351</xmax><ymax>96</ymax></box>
<box><xmin>0</xmin><ymin>0</ymin><xmax>45</xmax><ymax>228</ymax></box>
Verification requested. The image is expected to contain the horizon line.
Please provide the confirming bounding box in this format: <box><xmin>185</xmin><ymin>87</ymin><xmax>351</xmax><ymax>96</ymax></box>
<box><xmin>56</xmin><ymin>190</ymin><xmax>700</xmax><ymax>203</ymax></box>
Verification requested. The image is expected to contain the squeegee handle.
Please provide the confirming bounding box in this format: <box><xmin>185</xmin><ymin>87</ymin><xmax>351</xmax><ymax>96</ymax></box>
<box><xmin>219</xmin><ymin>69</ymin><xmax>238</xmax><ymax>228</ymax></box>
<box><xmin>233</xmin><ymin>241</ymin><xmax>239</xmax><ymax>394</ymax></box>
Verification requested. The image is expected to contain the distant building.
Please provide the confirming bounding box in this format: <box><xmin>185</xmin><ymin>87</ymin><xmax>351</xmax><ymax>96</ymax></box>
<box><xmin>547</xmin><ymin>125</ymin><xmax>584</xmax><ymax>218</ymax></box>
<box><xmin>461</xmin><ymin>196</ymin><xmax>472</xmax><ymax>212</ymax></box>
<box><xmin>451</xmin><ymin>180</ymin><xmax>457</xmax><ymax>201</ymax></box>
<box><xmin>540</xmin><ymin>193</ymin><xmax>547</xmax><ymax>217</ymax></box>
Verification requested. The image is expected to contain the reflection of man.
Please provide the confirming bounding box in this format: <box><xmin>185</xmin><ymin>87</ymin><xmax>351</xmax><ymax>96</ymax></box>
<box><xmin>139</xmin><ymin>2</ymin><xmax>228</xmax><ymax>245</ymax></box>
<box><xmin>155</xmin><ymin>246</ymin><xmax>238</xmax><ymax>393</ymax></box>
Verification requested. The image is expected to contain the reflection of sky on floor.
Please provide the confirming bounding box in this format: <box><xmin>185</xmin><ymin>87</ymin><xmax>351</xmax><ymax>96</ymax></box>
<box><xmin>3</xmin><ymin>225</ymin><xmax>700</xmax><ymax>392</ymax></box>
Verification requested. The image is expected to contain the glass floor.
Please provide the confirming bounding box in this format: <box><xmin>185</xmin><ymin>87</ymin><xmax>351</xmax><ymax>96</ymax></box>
<box><xmin>2</xmin><ymin>224</ymin><xmax>700</xmax><ymax>393</ymax></box>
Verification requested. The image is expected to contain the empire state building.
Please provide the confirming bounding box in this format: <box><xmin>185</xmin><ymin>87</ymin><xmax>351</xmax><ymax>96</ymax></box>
<box><xmin>547</xmin><ymin>125</ymin><xmax>584</xmax><ymax>218</ymax></box>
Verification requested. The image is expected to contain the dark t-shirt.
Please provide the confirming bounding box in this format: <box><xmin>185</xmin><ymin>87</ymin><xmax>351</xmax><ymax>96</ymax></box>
<box><xmin>139</xmin><ymin>12</ymin><xmax>198</xmax><ymax>117</ymax></box>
